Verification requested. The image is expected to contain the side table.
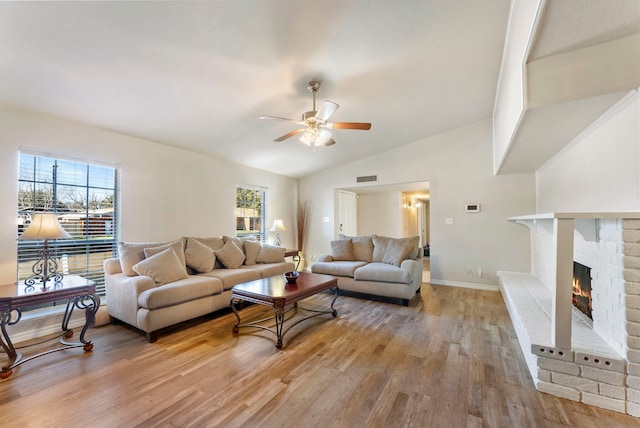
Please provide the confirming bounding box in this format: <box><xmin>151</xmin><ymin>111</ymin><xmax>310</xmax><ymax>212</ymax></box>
<box><xmin>0</xmin><ymin>275</ymin><xmax>100</xmax><ymax>379</ymax></box>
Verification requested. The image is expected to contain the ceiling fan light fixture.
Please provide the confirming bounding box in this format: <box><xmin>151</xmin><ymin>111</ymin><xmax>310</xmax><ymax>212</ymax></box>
<box><xmin>299</xmin><ymin>128</ymin><xmax>332</xmax><ymax>148</ymax></box>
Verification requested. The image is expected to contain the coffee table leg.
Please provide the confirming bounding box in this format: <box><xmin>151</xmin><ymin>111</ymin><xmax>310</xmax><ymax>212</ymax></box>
<box><xmin>330</xmin><ymin>287</ymin><xmax>339</xmax><ymax>317</ymax></box>
<box><xmin>274</xmin><ymin>306</ymin><xmax>285</xmax><ymax>349</ymax></box>
<box><xmin>230</xmin><ymin>297</ymin><xmax>241</xmax><ymax>333</ymax></box>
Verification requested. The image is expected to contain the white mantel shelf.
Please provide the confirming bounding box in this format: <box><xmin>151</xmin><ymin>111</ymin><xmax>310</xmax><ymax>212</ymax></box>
<box><xmin>507</xmin><ymin>212</ymin><xmax>640</xmax><ymax>350</ymax></box>
<box><xmin>508</xmin><ymin>212</ymin><xmax>640</xmax><ymax>221</ymax></box>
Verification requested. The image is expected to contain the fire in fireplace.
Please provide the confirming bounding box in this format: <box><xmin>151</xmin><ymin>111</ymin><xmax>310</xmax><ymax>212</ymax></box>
<box><xmin>572</xmin><ymin>261</ymin><xmax>592</xmax><ymax>320</ymax></box>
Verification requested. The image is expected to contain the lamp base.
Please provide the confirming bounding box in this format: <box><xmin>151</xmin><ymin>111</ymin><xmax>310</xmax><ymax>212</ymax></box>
<box><xmin>273</xmin><ymin>233</ymin><xmax>281</xmax><ymax>246</ymax></box>
<box><xmin>24</xmin><ymin>246</ymin><xmax>64</xmax><ymax>290</ymax></box>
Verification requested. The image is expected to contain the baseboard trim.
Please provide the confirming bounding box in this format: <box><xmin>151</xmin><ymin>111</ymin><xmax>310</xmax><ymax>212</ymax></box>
<box><xmin>429</xmin><ymin>279</ymin><xmax>499</xmax><ymax>292</ymax></box>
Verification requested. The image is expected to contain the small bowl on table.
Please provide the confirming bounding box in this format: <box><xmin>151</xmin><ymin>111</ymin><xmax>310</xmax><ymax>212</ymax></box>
<box><xmin>284</xmin><ymin>271</ymin><xmax>299</xmax><ymax>284</ymax></box>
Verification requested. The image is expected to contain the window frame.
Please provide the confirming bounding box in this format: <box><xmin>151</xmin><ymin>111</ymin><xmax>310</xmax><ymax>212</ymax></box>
<box><xmin>235</xmin><ymin>184</ymin><xmax>266</xmax><ymax>242</ymax></box>
<box><xmin>17</xmin><ymin>152</ymin><xmax>119</xmax><ymax>298</ymax></box>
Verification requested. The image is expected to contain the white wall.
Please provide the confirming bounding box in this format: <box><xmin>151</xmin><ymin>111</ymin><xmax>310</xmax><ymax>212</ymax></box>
<box><xmin>536</xmin><ymin>90</ymin><xmax>640</xmax><ymax>212</ymax></box>
<box><xmin>357</xmin><ymin>191</ymin><xmax>403</xmax><ymax>237</ymax></box>
<box><xmin>0</xmin><ymin>105</ymin><xmax>297</xmax><ymax>285</ymax></box>
<box><xmin>299</xmin><ymin>119</ymin><xmax>536</xmax><ymax>288</ymax></box>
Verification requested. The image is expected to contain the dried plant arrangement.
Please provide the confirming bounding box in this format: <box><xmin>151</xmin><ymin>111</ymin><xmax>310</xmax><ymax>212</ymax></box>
<box><xmin>297</xmin><ymin>200</ymin><xmax>309</xmax><ymax>252</ymax></box>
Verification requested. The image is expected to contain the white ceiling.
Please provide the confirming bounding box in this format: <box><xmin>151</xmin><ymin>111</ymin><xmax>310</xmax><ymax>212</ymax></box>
<box><xmin>4</xmin><ymin>2</ymin><xmax>635</xmax><ymax>180</ymax></box>
<box><xmin>0</xmin><ymin>0</ymin><xmax>512</xmax><ymax>178</ymax></box>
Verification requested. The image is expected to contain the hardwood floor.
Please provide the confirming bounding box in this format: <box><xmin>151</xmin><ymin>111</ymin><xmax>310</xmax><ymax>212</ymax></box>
<box><xmin>1</xmin><ymin>282</ymin><xmax>639</xmax><ymax>427</ymax></box>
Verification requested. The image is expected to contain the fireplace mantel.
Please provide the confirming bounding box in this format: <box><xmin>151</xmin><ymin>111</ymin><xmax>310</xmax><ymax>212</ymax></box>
<box><xmin>508</xmin><ymin>212</ymin><xmax>640</xmax><ymax>242</ymax></box>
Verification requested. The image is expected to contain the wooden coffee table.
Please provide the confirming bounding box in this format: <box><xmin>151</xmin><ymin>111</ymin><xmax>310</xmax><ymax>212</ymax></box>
<box><xmin>230</xmin><ymin>272</ymin><xmax>338</xmax><ymax>349</ymax></box>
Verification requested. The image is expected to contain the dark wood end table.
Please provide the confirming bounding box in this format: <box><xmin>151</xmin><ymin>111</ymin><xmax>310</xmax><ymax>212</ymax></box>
<box><xmin>230</xmin><ymin>272</ymin><xmax>338</xmax><ymax>349</ymax></box>
<box><xmin>0</xmin><ymin>275</ymin><xmax>100</xmax><ymax>379</ymax></box>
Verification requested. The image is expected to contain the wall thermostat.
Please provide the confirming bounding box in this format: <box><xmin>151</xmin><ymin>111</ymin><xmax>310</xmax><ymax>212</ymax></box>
<box><xmin>465</xmin><ymin>203</ymin><xmax>481</xmax><ymax>213</ymax></box>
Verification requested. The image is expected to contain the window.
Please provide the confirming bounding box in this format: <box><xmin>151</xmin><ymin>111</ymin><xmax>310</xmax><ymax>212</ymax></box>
<box><xmin>17</xmin><ymin>153</ymin><xmax>118</xmax><ymax>297</ymax></box>
<box><xmin>235</xmin><ymin>185</ymin><xmax>266</xmax><ymax>242</ymax></box>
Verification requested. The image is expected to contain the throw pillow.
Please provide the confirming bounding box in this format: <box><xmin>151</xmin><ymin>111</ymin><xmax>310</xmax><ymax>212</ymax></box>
<box><xmin>243</xmin><ymin>240</ymin><xmax>262</xmax><ymax>265</ymax></box>
<box><xmin>372</xmin><ymin>236</ymin><xmax>395</xmax><ymax>262</ymax></box>
<box><xmin>382</xmin><ymin>240</ymin><xmax>414</xmax><ymax>267</ymax></box>
<box><xmin>184</xmin><ymin>238</ymin><xmax>216</xmax><ymax>273</ymax></box>
<box><xmin>215</xmin><ymin>240</ymin><xmax>246</xmax><ymax>268</ymax></box>
<box><xmin>190</xmin><ymin>236</ymin><xmax>224</xmax><ymax>251</ymax></box>
<box><xmin>119</xmin><ymin>240</ymin><xmax>185</xmax><ymax>276</ymax></box>
<box><xmin>143</xmin><ymin>240</ymin><xmax>187</xmax><ymax>268</ymax></box>
<box><xmin>339</xmin><ymin>234</ymin><xmax>374</xmax><ymax>261</ymax></box>
<box><xmin>397</xmin><ymin>236</ymin><xmax>421</xmax><ymax>259</ymax></box>
<box><xmin>256</xmin><ymin>243</ymin><xmax>286</xmax><ymax>264</ymax></box>
<box><xmin>331</xmin><ymin>239</ymin><xmax>355</xmax><ymax>261</ymax></box>
<box><xmin>132</xmin><ymin>248</ymin><xmax>189</xmax><ymax>284</ymax></box>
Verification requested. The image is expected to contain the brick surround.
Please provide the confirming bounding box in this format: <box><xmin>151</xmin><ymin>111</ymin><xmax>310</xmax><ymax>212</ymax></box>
<box><xmin>500</xmin><ymin>218</ymin><xmax>640</xmax><ymax>416</ymax></box>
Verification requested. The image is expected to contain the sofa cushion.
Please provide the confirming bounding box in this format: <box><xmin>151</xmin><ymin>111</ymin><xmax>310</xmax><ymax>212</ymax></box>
<box><xmin>215</xmin><ymin>240</ymin><xmax>246</xmax><ymax>268</ymax></box>
<box><xmin>339</xmin><ymin>234</ymin><xmax>374</xmax><ymax>262</ymax></box>
<box><xmin>311</xmin><ymin>261</ymin><xmax>368</xmax><ymax>278</ymax></box>
<box><xmin>243</xmin><ymin>240</ymin><xmax>262</xmax><ymax>265</ymax></box>
<box><xmin>137</xmin><ymin>275</ymin><xmax>224</xmax><ymax>310</ymax></box>
<box><xmin>184</xmin><ymin>238</ymin><xmax>216</xmax><ymax>273</ymax></box>
<box><xmin>119</xmin><ymin>240</ymin><xmax>185</xmax><ymax>276</ymax></box>
<box><xmin>242</xmin><ymin>262</ymin><xmax>295</xmax><ymax>278</ymax></box>
<box><xmin>132</xmin><ymin>248</ymin><xmax>189</xmax><ymax>285</ymax></box>
<box><xmin>354</xmin><ymin>262</ymin><xmax>412</xmax><ymax>284</ymax></box>
<box><xmin>382</xmin><ymin>240</ymin><xmax>414</xmax><ymax>267</ymax></box>
<box><xmin>331</xmin><ymin>239</ymin><xmax>355</xmax><ymax>261</ymax></box>
<box><xmin>202</xmin><ymin>268</ymin><xmax>261</xmax><ymax>290</ymax></box>
<box><xmin>256</xmin><ymin>244</ymin><xmax>286</xmax><ymax>263</ymax></box>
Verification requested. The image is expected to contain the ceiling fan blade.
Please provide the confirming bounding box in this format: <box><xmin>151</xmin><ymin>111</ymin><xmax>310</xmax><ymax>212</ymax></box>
<box><xmin>274</xmin><ymin>128</ymin><xmax>305</xmax><ymax>142</ymax></box>
<box><xmin>314</xmin><ymin>101</ymin><xmax>339</xmax><ymax>122</ymax></box>
<box><xmin>326</xmin><ymin>122</ymin><xmax>372</xmax><ymax>130</ymax></box>
<box><xmin>260</xmin><ymin>115</ymin><xmax>301</xmax><ymax>123</ymax></box>
<box><xmin>324</xmin><ymin>138</ymin><xmax>336</xmax><ymax>146</ymax></box>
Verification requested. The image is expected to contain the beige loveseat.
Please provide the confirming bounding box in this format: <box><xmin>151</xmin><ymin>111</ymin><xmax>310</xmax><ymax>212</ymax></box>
<box><xmin>311</xmin><ymin>235</ymin><xmax>423</xmax><ymax>306</ymax></box>
<box><xmin>104</xmin><ymin>235</ymin><xmax>294</xmax><ymax>342</ymax></box>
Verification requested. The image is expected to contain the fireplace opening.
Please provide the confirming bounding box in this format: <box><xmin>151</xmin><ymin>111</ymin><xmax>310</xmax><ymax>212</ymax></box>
<box><xmin>572</xmin><ymin>261</ymin><xmax>592</xmax><ymax>320</ymax></box>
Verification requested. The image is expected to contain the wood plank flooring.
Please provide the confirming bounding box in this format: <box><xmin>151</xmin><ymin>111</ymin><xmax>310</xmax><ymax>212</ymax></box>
<box><xmin>1</xmin><ymin>283</ymin><xmax>639</xmax><ymax>427</ymax></box>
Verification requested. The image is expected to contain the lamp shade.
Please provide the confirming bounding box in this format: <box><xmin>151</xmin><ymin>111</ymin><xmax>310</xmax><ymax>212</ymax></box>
<box><xmin>18</xmin><ymin>213</ymin><xmax>71</xmax><ymax>240</ymax></box>
<box><xmin>269</xmin><ymin>218</ymin><xmax>286</xmax><ymax>232</ymax></box>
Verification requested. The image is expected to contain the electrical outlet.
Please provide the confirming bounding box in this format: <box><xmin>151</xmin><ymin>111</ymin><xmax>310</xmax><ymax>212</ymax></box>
<box><xmin>477</xmin><ymin>267</ymin><xmax>483</xmax><ymax>278</ymax></box>
<box><xmin>311</xmin><ymin>254</ymin><xmax>317</xmax><ymax>260</ymax></box>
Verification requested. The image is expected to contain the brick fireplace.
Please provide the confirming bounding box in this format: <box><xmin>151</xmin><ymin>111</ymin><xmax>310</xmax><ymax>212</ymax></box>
<box><xmin>499</xmin><ymin>214</ymin><xmax>640</xmax><ymax>416</ymax></box>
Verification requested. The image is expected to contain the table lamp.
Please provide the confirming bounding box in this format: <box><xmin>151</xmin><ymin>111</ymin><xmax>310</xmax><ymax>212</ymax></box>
<box><xmin>18</xmin><ymin>213</ymin><xmax>71</xmax><ymax>288</ymax></box>
<box><xmin>269</xmin><ymin>218</ymin><xmax>286</xmax><ymax>246</ymax></box>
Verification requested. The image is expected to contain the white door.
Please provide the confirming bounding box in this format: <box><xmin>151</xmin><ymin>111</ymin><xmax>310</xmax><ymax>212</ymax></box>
<box><xmin>337</xmin><ymin>190</ymin><xmax>357</xmax><ymax>236</ymax></box>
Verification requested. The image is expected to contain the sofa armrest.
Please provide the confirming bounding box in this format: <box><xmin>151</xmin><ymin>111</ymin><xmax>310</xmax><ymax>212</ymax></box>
<box><xmin>316</xmin><ymin>254</ymin><xmax>333</xmax><ymax>262</ymax></box>
<box><xmin>104</xmin><ymin>257</ymin><xmax>122</xmax><ymax>275</ymax></box>
<box><xmin>105</xmin><ymin>271</ymin><xmax>156</xmax><ymax>328</ymax></box>
<box><xmin>401</xmin><ymin>258</ymin><xmax>423</xmax><ymax>286</ymax></box>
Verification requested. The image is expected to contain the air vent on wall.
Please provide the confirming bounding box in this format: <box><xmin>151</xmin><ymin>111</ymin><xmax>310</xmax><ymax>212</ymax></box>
<box><xmin>356</xmin><ymin>175</ymin><xmax>378</xmax><ymax>183</ymax></box>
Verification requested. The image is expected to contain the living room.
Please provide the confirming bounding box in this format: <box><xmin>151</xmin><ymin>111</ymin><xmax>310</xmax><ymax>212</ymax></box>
<box><xmin>0</xmin><ymin>0</ymin><xmax>639</xmax><ymax>426</ymax></box>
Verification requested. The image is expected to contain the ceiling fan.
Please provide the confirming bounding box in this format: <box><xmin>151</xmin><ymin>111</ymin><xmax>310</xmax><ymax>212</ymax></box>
<box><xmin>260</xmin><ymin>81</ymin><xmax>372</xmax><ymax>149</ymax></box>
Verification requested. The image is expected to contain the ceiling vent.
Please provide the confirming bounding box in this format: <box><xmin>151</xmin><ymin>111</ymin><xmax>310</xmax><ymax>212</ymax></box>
<box><xmin>356</xmin><ymin>175</ymin><xmax>378</xmax><ymax>183</ymax></box>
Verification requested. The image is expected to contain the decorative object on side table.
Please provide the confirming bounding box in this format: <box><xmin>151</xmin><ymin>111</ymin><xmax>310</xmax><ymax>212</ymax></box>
<box><xmin>17</xmin><ymin>212</ymin><xmax>72</xmax><ymax>289</ymax></box>
<box><xmin>269</xmin><ymin>218</ymin><xmax>286</xmax><ymax>246</ymax></box>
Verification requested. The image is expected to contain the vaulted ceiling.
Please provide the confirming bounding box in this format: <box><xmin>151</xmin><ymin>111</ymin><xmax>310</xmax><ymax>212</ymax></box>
<box><xmin>0</xmin><ymin>1</ymin><xmax>637</xmax><ymax>179</ymax></box>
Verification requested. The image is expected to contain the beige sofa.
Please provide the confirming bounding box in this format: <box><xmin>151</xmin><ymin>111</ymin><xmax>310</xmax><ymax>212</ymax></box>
<box><xmin>311</xmin><ymin>235</ymin><xmax>423</xmax><ymax>306</ymax></box>
<box><xmin>104</xmin><ymin>235</ymin><xmax>294</xmax><ymax>342</ymax></box>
